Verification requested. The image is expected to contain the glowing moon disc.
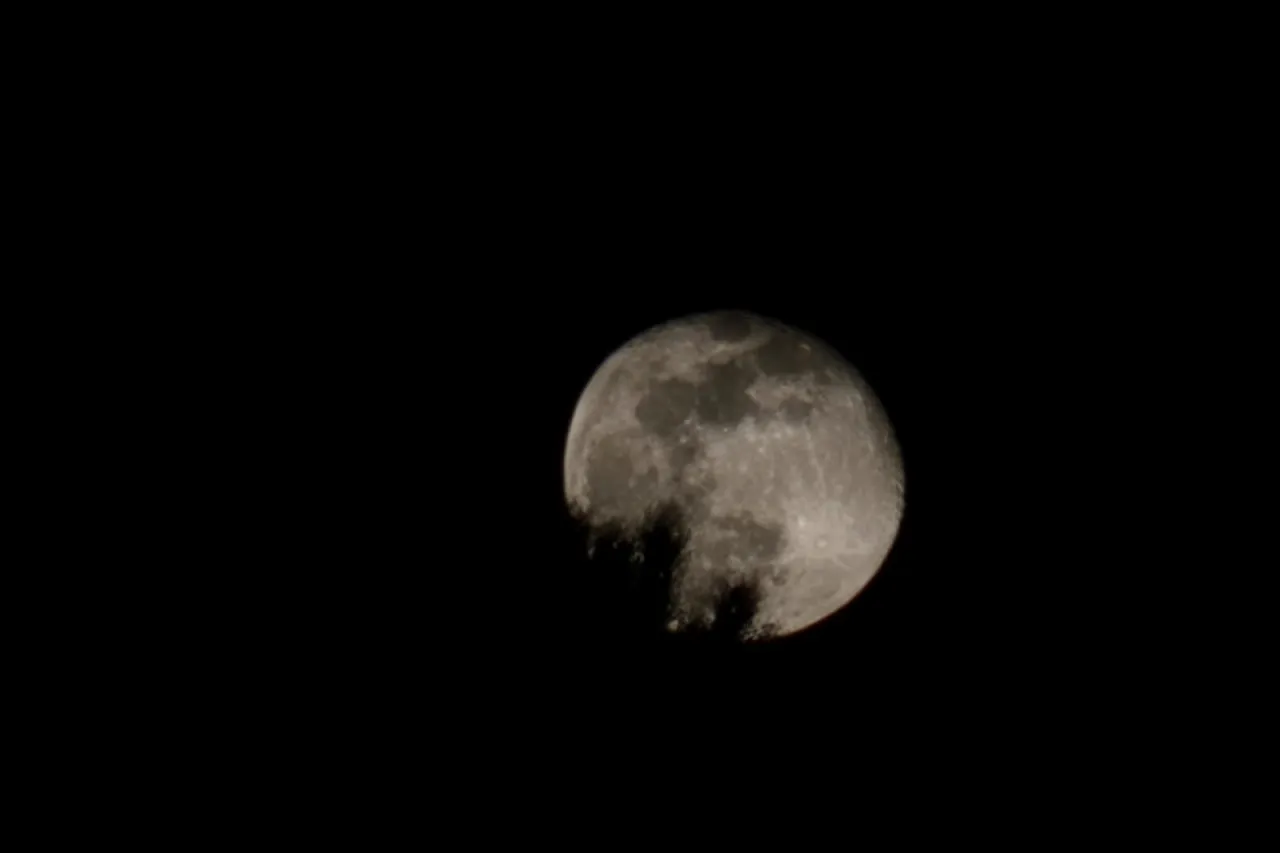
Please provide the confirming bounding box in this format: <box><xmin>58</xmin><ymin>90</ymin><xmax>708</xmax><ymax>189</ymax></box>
<box><xmin>564</xmin><ymin>311</ymin><xmax>904</xmax><ymax>639</ymax></box>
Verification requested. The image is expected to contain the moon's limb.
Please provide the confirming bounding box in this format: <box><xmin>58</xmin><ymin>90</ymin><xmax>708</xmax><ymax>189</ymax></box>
<box><xmin>564</xmin><ymin>311</ymin><xmax>903</xmax><ymax>638</ymax></box>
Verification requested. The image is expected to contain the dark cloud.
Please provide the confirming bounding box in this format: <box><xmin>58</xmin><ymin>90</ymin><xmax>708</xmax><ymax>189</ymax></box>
<box><xmin>699</xmin><ymin>574</ymin><xmax>776</xmax><ymax>641</ymax></box>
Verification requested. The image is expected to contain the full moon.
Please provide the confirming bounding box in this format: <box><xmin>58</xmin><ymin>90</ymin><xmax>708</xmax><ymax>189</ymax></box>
<box><xmin>564</xmin><ymin>311</ymin><xmax>904</xmax><ymax>639</ymax></box>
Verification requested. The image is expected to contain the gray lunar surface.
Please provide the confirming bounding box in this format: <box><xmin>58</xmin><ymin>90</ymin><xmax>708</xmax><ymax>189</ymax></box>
<box><xmin>564</xmin><ymin>311</ymin><xmax>904</xmax><ymax>638</ymax></box>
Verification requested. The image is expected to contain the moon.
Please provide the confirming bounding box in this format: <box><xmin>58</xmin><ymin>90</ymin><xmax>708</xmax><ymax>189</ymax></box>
<box><xmin>563</xmin><ymin>310</ymin><xmax>904</xmax><ymax>640</ymax></box>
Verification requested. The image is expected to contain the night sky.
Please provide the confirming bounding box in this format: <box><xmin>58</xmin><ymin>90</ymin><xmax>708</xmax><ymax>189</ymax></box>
<box><xmin>100</xmin><ymin>13</ymin><xmax>1253</xmax><ymax>828</ymax></box>
<box><xmin>210</xmin><ymin>64</ymin><xmax>1208</xmax><ymax>785</ymax></box>
<box><xmin>246</xmin><ymin>229</ymin><xmax>1098</xmax><ymax>765</ymax></box>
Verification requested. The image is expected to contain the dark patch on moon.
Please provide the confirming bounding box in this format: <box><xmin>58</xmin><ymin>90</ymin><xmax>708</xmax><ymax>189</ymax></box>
<box><xmin>585</xmin><ymin>434</ymin><xmax>656</xmax><ymax>511</ymax></box>
<box><xmin>572</xmin><ymin>499</ymin><xmax>780</xmax><ymax>643</ymax></box>
<box><xmin>704</xmin><ymin>311</ymin><xmax>754</xmax><ymax>342</ymax></box>
<box><xmin>667</xmin><ymin>433</ymin><xmax>700</xmax><ymax>472</ymax></box>
<box><xmin>585</xmin><ymin>453</ymin><xmax>633</xmax><ymax>509</ymax></box>
<box><xmin>634</xmin><ymin>378</ymin><xmax>698</xmax><ymax>437</ymax></box>
<box><xmin>699</xmin><ymin>575</ymin><xmax>777</xmax><ymax>641</ymax></box>
<box><xmin>778</xmin><ymin>398</ymin><xmax>815</xmax><ymax>422</ymax></box>
<box><xmin>706</xmin><ymin>511</ymin><xmax>785</xmax><ymax>563</ymax></box>
<box><xmin>751</xmin><ymin>332</ymin><xmax>819</xmax><ymax>377</ymax></box>
<box><xmin>679</xmin><ymin>496</ymin><xmax>715</xmax><ymax>528</ymax></box>
<box><xmin>694</xmin><ymin>360</ymin><xmax>761</xmax><ymax>426</ymax></box>
<box><xmin>762</xmin><ymin>562</ymin><xmax>788</xmax><ymax>586</ymax></box>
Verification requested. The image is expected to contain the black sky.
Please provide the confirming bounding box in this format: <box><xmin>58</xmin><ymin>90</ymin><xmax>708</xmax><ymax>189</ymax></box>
<box><xmin>91</xmin><ymin>12</ymin><xmax>1267</xmax><ymax>828</ymax></box>
<box><xmin>198</xmin><ymin>48</ymin><xmax>1237</xmax><ymax>786</ymax></box>
<box><xmin>252</xmin><ymin>222</ymin><xmax>1106</xmax><ymax>750</ymax></box>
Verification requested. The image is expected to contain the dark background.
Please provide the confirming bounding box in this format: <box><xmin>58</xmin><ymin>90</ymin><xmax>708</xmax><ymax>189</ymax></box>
<box><xmin>10</xmin><ymin>9</ymin><xmax>1260</xmax><ymax>838</ymax></box>
<box><xmin>236</xmin><ymin>198</ymin><xmax>1120</xmax><ymax>768</ymax></box>
<box><xmin>19</xmin><ymin>9</ymin><xmax>1260</xmax><ymax>834</ymax></box>
<box><xmin>173</xmin><ymin>33</ymin><xmax>1250</xmax><ymax>794</ymax></box>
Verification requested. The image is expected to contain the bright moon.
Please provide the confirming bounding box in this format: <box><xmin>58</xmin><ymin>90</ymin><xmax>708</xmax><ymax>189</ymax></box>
<box><xmin>564</xmin><ymin>311</ymin><xmax>905</xmax><ymax>639</ymax></box>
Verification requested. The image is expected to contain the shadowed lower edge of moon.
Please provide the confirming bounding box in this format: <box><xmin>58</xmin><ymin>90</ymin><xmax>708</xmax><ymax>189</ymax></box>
<box><xmin>568</xmin><ymin>497</ymin><xmax>786</xmax><ymax>642</ymax></box>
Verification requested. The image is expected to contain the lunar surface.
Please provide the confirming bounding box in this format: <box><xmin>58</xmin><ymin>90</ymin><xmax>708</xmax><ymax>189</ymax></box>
<box><xmin>563</xmin><ymin>311</ymin><xmax>904</xmax><ymax>639</ymax></box>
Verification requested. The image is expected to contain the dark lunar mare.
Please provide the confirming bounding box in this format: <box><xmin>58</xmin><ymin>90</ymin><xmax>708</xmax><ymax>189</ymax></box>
<box><xmin>667</xmin><ymin>429</ymin><xmax>701</xmax><ymax>473</ymax></box>
<box><xmin>700</xmin><ymin>511</ymin><xmax>785</xmax><ymax>572</ymax></box>
<box><xmin>583</xmin><ymin>433</ymin><xmax>660</xmax><ymax>515</ymax></box>
<box><xmin>750</xmin><ymin>329</ymin><xmax>822</xmax><ymax>377</ymax></box>
<box><xmin>778</xmin><ymin>398</ymin><xmax>815</xmax><ymax>422</ymax></box>
<box><xmin>632</xmin><ymin>358</ymin><xmax>762</xmax><ymax>435</ymax></box>
<box><xmin>703</xmin><ymin>311</ymin><xmax>755</xmax><ymax>342</ymax></box>
<box><xmin>693</xmin><ymin>359</ymin><xmax>761</xmax><ymax>426</ymax></box>
<box><xmin>633</xmin><ymin>378</ymin><xmax>699</xmax><ymax>437</ymax></box>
